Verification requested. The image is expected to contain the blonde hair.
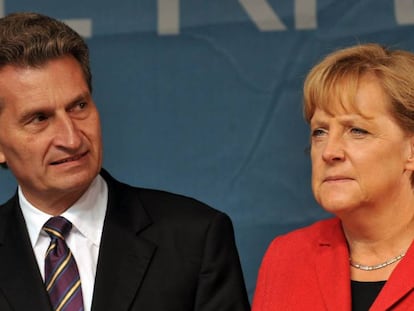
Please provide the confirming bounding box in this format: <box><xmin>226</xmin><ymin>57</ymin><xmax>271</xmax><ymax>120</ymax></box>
<box><xmin>303</xmin><ymin>43</ymin><xmax>414</xmax><ymax>134</ymax></box>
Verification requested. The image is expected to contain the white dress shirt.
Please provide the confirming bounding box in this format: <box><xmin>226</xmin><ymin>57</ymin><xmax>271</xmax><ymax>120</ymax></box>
<box><xmin>19</xmin><ymin>174</ymin><xmax>108</xmax><ymax>311</ymax></box>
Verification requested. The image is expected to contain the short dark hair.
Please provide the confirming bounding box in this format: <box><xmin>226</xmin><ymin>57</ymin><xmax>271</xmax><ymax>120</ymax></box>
<box><xmin>0</xmin><ymin>12</ymin><xmax>91</xmax><ymax>88</ymax></box>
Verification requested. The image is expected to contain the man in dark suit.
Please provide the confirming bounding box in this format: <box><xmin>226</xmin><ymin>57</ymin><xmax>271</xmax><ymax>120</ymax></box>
<box><xmin>0</xmin><ymin>12</ymin><xmax>250</xmax><ymax>311</ymax></box>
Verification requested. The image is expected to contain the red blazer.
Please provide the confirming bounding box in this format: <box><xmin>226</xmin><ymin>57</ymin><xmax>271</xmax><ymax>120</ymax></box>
<box><xmin>252</xmin><ymin>218</ymin><xmax>414</xmax><ymax>310</ymax></box>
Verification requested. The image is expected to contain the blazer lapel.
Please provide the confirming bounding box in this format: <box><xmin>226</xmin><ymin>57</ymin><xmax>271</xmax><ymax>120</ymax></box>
<box><xmin>370</xmin><ymin>240</ymin><xmax>414</xmax><ymax>310</ymax></box>
<box><xmin>0</xmin><ymin>195</ymin><xmax>52</xmax><ymax>311</ymax></box>
<box><xmin>91</xmin><ymin>172</ymin><xmax>156</xmax><ymax>311</ymax></box>
<box><xmin>315</xmin><ymin>218</ymin><xmax>352</xmax><ymax>311</ymax></box>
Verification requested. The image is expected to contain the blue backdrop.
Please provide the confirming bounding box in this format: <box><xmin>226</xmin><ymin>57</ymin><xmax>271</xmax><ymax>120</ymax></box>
<box><xmin>1</xmin><ymin>0</ymin><xmax>414</xmax><ymax>300</ymax></box>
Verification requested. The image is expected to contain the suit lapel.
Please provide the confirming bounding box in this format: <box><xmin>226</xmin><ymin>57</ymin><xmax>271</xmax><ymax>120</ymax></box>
<box><xmin>370</xmin><ymin>240</ymin><xmax>414</xmax><ymax>310</ymax></box>
<box><xmin>0</xmin><ymin>195</ymin><xmax>52</xmax><ymax>311</ymax></box>
<box><xmin>315</xmin><ymin>218</ymin><xmax>352</xmax><ymax>311</ymax></box>
<box><xmin>91</xmin><ymin>172</ymin><xmax>156</xmax><ymax>311</ymax></box>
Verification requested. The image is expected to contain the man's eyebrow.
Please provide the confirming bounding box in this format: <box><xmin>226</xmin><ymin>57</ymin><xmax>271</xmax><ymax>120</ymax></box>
<box><xmin>65</xmin><ymin>92</ymin><xmax>92</xmax><ymax>108</ymax></box>
<box><xmin>17</xmin><ymin>91</ymin><xmax>92</xmax><ymax>124</ymax></box>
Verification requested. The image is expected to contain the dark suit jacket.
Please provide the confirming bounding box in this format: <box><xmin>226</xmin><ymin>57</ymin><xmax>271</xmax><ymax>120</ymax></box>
<box><xmin>0</xmin><ymin>169</ymin><xmax>250</xmax><ymax>311</ymax></box>
<box><xmin>252</xmin><ymin>217</ymin><xmax>414</xmax><ymax>311</ymax></box>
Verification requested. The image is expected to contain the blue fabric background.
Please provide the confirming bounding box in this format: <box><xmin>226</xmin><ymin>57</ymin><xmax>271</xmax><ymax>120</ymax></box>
<box><xmin>1</xmin><ymin>0</ymin><xmax>414</xmax><ymax>299</ymax></box>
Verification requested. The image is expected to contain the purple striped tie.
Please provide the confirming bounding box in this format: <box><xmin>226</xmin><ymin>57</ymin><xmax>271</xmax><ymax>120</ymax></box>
<box><xmin>44</xmin><ymin>216</ymin><xmax>84</xmax><ymax>311</ymax></box>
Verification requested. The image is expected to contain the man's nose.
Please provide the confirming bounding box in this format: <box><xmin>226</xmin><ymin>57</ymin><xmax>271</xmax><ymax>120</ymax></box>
<box><xmin>52</xmin><ymin>115</ymin><xmax>82</xmax><ymax>150</ymax></box>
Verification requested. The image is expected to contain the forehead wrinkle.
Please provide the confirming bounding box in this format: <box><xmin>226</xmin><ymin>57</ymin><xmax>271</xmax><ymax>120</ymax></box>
<box><xmin>310</xmin><ymin>106</ymin><xmax>377</xmax><ymax>131</ymax></box>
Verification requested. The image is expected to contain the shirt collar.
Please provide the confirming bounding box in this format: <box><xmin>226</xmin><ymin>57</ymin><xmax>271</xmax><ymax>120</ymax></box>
<box><xmin>19</xmin><ymin>174</ymin><xmax>108</xmax><ymax>248</ymax></box>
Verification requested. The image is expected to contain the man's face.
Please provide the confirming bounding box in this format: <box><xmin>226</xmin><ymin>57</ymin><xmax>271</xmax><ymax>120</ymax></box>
<box><xmin>0</xmin><ymin>55</ymin><xmax>103</xmax><ymax>211</ymax></box>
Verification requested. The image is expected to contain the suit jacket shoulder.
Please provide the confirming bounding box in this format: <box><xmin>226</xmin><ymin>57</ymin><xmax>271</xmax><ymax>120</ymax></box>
<box><xmin>267</xmin><ymin>217</ymin><xmax>344</xmax><ymax>253</ymax></box>
<box><xmin>252</xmin><ymin>217</ymin><xmax>351</xmax><ymax>311</ymax></box>
<box><xmin>93</xmin><ymin>169</ymin><xmax>250</xmax><ymax>311</ymax></box>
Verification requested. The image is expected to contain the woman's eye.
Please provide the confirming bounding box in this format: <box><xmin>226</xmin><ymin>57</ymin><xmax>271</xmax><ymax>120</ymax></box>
<box><xmin>311</xmin><ymin>128</ymin><xmax>327</xmax><ymax>137</ymax></box>
<box><xmin>350</xmin><ymin>127</ymin><xmax>369</xmax><ymax>135</ymax></box>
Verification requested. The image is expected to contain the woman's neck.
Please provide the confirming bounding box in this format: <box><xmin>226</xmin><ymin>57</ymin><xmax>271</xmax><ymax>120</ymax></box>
<box><xmin>341</xmin><ymin>198</ymin><xmax>414</xmax><ymax>281</ymax></box>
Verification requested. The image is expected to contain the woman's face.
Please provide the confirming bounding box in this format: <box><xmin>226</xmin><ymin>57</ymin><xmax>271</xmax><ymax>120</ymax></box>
<box><xmin>310</xmin><ymin>75</ymin><xmax>414</xmax><ymax>216</ymax></box>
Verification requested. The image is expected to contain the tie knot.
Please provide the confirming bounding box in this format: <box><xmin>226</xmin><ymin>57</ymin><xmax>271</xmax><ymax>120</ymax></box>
<box><xmin>43</xmin><ymin>216</ymin><xmax>72</xmax><ymax>240</ymax></box>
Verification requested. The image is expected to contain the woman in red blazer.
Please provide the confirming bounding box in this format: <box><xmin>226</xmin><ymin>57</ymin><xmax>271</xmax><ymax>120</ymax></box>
<box><xmin>253</xmin><ymin>43</ymin><xmax>414</xmax><ymax>310</ymax></box>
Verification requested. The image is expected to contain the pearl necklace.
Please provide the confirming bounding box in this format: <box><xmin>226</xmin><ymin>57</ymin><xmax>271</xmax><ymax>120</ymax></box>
<box><xmin>350</xmin><ymin>252</ymin><xmax>406</xmax><ymax>271</ymax></box>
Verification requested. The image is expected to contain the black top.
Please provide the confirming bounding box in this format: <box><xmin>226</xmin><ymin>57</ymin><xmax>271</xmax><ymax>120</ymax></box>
<box><xmin>351</xmin><ymin>280</ymin><xmax>386</xmax><ymax>311</ymax></box>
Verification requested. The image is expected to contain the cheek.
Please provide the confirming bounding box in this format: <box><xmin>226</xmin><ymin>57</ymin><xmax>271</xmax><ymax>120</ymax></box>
<box><xmin>3</xmin><ymin>145</ymin><xmax>38</xmax><ymax>179</ymax></box>
<box><xmin>310</xmin><ymin>174</ymin><xmax>320</xmax><ymax>198</ymax></box>
<box><xmin>79</xmin><ymin>116</ymin><xmax>101</xmax><ymax>141</ymax></box>
<box><xmin>87</xmin><ymin>113</ymin><xmax>101</xmax><ymax>138</ymax></box>
<box><xmin>90</xmin><ymin>125</ymin><xmax>102</xmax><ymax>148</ymax></box>
<box><xmin>5</xmin><ymin>144</ymin><xmax>37</xmax><ymax>166</ymax></box>
<box><xmin>310</xmin><ymin>165</ymin><xmax>321</xmax><ymax>197</ymax></box>
<box><xmin>310</xmin><ymin>153</ymin><xmax>322</xmax><ymax>177</ymax></box>
<box><xmin>0</xmin><ymin>137</ymin><xmax>23</xmax><ymax>157</ymax></box>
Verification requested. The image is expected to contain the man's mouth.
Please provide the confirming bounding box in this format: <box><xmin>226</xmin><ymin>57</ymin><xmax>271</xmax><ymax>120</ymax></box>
<box><xmin>50</xmin><ymin>152</ymin><xmax>88</xmax><ymax>165</ymax></box>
